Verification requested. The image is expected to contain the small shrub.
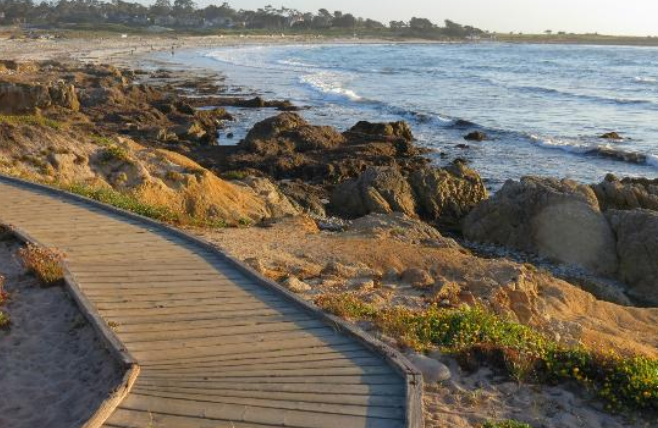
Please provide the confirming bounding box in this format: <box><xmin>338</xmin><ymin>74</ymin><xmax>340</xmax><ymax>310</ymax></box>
<box><xmin>482</xmin><ymin>420</ymin><xmax>533</xmax><ymax>428</ymax></box>
<box><xmin>0</xmin><ymin>311</ymin><xmax>9</xmax><ymax>329</ymax></box>
<box><xmin>18</xmin><ymin>244</ymin><xmax>65</xmax><ymax>286</ymax></box>
<box><xmin>100</xmin><ymin>145</ymin><xmax>132</xmax><ymax>164</ymax></box>
<box><xmin>315</xmin><ymin>293</ymin><xmax>378</xmax><ymax>320</ymax></box>
<box><xmin>90</xmin><ymin>134</ymin><xmax>115</xmax><ymax>147</ymax></box>
<box><xmin>376</xmin><ymin>305</ymin><xmax>549</xmax><ymax>353</ymax></box>
<box><xmin>222</xmin><ymin>170</ymin><xmax>249</xmax><ymax>180</ymax></box>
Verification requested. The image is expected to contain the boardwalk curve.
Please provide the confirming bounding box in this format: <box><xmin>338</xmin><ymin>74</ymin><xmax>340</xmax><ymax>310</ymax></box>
<box><xmin>0</xmin><ymin>175</ymin><xmax>422</xmax><ymax>428</ymax></box>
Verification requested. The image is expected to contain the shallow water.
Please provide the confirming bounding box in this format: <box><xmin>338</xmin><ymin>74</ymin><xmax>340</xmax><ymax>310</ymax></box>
<box><xmin>158</xmin><ymin>43</ymin><xmax>658</xmax><ymax>188</ymax></box>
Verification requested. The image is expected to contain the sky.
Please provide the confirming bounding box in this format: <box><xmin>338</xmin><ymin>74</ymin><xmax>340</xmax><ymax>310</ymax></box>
<box><xmin>198</xmin><ymin>0</ymin><xmax>658</xmax><ymax>36</ymax></box>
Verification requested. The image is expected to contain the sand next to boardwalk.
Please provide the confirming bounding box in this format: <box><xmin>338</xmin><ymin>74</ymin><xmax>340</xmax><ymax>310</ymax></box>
<box><xmin>0</xmin><ymin>237</ymin><xmax>124</xmax><ymax>428</ymax></box>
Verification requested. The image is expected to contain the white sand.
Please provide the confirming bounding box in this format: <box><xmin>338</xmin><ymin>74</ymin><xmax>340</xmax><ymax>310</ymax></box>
<box><xmin>0</xmin><ymin>238</ymin><xmax>123</xmax><ymax>428</ymax></box>
<box><xmin>0</xmin><ymin>33</ymin><xmax>438</xmax><ymax>64</ymax></box>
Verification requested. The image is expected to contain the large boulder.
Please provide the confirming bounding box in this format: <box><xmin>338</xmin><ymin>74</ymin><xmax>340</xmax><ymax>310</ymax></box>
<box><xmin>592</xmin><ymin>174</ymin><xmax>658</xmax><ymax>212</ymax></box>
<box><xmin>237</xmin><ymin>176</ymin><xmax>300</xmax><ymax>219</ymax></box>
<box><xmin>0</xmin><ymin>82</ymin><xmax>51</xmax><ymax>114</ymax></box>
<box><xmin>48</xmin><ymin>82</ymin><xmax>80</xmax><ymax>112</ymax></box>
<box><xmin>0</xmin><ymin>81</ymin><xmax>80</xmax><ymax>114</ymax></box>
<box><xmin>330</xmin><ymin>166</ymin><xmax>416</xmax><ymax>218</ymax></box>
<box><xmin>409</xmin><ymin>162</ymin><xmax>488</xmax><ymax>229</ymax></box>
<box><xmin>347</xmin><ymin>120</ymin><xmax>414</xmax><ymax>141</ymax></box>
<box><xmin>239</xmin><ymin>113</ymin><xmax>345</xmax><ymax>155</ymax></box>
<box><xmin>464</xmin><ymin>177</ymin><xmax>618</xmax><ymax>275</ymax></box>
<box><xmin>607</xmin><ymin>209</ymin><xmax>658</xmax><ymax>305</ymax></box>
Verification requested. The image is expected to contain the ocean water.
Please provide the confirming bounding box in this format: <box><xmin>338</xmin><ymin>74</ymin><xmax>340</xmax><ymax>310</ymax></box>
<box><xmin>159</xmin><ymin>43</ymin><xmax>658</xmax><ymax>188</ymax></box>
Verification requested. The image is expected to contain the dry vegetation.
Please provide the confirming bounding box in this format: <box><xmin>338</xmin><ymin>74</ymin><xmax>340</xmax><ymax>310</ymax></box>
<box><xmin>18</xmin><ymin>244</ymin><xmax>65</xmax><ymax>286</ymax></box>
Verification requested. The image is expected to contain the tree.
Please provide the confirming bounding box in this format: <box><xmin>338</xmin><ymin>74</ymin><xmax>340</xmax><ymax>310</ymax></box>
<box><xmin>172</xmin><ymin>0</ymin><xmax>194</xmax><ymax>18</ymax></box>
<box><xmin>409</xmin><ymin>17</ymin><xmax>434</xmax><ymax>31</ymax></box>
<box><xmin>443</xmin><ymin>19</ymin><xmax>465</xmax><ymax>37</ymax></box>
<box><xmin>150</xmin><ymin>0</ymin><xmax>171</xmax><ymax>17</ymax></box>
<box><xmin>312</xmin><ymin>8</ymin><xmax>332</xmax><ymax>28</ymax></box>
<box><xmin>333</xmin><ymin>12</ymin><xmax>356</xmax><ymax>28</ymax></box>
<box><xmin>364</xmin><ymin>18</ymin><xmax>384</xmax><ymax>29</ymax></box>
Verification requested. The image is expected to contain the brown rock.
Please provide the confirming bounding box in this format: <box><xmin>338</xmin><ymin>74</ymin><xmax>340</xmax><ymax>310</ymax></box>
<box><xmin>592</xmin><ymin>174</ymin><xmax>658</xmax><ymax>212</ymax></box>
<box><xmin>607</xmin><ymin>209</ymin><xmax>658</xmax><ymax>305</ymax></box>
<box><xmin>330</xmin><ymin>166</ymin><xmax>417</xmax><ymax>218</ymax></box>
<box><xmin>348</xmin><ymin>120</ymin><xmax>414</xmax><ymax>141</ymax></box>
<box><xmin>464</xmin><ymin>177</ymin><xmax>619</xmax><ymax>275</ymax></box>
<box><xmin>237</xmin><ymin>176</ymin><xmax>299</xmax><ymax>219</ymax></box>
<box><xmin>0</xmin><ymin>82</ymin><xmax>51</xmax><ymax>114</ymax></box>
<box><xmin>401</xmin><ymin>268</ymin><xmax>434</xmax><ymax>288</ymax></box>
<box><xmin>464</xmin><ymin>131</ymin><xmax>487</xmax><ymax>141</ymax></box>
<box><xmin>600</xmin><ymin>132</ymin><xmax>623</xmax><ymax>140</ymax></box>
<box><xmin>409</xmin><ymin>162</ymin><xmax>488</xmax><ymax>229</ymax></box>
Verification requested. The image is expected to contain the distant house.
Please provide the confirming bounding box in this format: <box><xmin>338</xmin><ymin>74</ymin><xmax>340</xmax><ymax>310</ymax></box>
<box><xmin>287</xmin><ymin>14</ymin><xmax>304</xmax><ymax>27</ymax></box>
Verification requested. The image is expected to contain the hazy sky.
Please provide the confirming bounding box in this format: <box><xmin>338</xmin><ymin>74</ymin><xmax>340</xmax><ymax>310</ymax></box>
<box><xmin>201</xmin><ymin>0</ymin><xmax>658</xmax><ymax>36</ymax></box>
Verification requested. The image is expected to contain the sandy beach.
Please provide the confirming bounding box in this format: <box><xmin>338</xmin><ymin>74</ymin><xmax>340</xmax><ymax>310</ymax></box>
<box><xmin>0</xmin><ymin>236</ymin><xmax>123</xmax><ymax>428</ymax></box>
<box><xmin>0</xmin><ymin>34</ymin><xmax>440</xmax><ymax>65</ymax></box>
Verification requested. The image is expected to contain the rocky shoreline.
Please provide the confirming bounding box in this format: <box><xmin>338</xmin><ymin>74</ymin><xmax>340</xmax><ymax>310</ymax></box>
<box><xmin>1</xmin><ymin>58</ymin><xmax>658</xmax><ymax>427</ymax></box>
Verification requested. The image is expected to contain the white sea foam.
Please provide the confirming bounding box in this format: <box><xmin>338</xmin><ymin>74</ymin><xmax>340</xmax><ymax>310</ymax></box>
<box><xmin>529</xmin><ymin>135</ymin><xmax>593</xmax><ymax>154</ymax></box>
<box><xmin>633</xmin><ymin>76</ymin><xmax>657</xmax><ymax>84</ymax></box>
<box><xmin>647</xmin><ymin>154</ymin><xmax>658</xmax><ymax>168</ymax></box>
<box><xmin>277</xmin><ymin>58</ymin><xmax>318</xmax><ymax>69</ymax></box>
<box><xmin>300</xmin><ymin>71</ymin><xmax>363</xmax><ymax>102</ymax></box>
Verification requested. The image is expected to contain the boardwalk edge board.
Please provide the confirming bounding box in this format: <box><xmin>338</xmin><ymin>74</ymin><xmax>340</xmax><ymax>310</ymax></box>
<box><xmin>0</xmin><ymin>174</ymin><xmax>424</xmax><ymax>428</ymax></box>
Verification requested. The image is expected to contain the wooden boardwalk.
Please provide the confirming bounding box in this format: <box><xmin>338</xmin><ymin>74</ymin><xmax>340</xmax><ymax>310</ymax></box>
<box><xmin>0</xmin><ymin>176</ymin><xmax>421</xmax><ymax>428</ymax></box>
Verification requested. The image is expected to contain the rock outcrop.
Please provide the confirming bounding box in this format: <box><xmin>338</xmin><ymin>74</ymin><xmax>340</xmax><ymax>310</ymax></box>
<box><xmin>222</xmin><ymin>113</ymin><xmax>429</xmax><ymax>184</ymax></box>
<box><xmin>607</xmin><ymin>209</ymin><xmax>658</xmax><ymax>305</ymax></box>
<box><xmin>410</xmin><ymin>162</ymin><xmax>488</xmax><ymax>229</ymax></box>
<box><xmin>464</xmin><ymin>177</ymin><xmax>618</xmax><ymax>275</ymax></box>
<box><xmin>330</xmin><ymin>162</ymin><xmax>487</xmax><ymax>227</ymax></box>
<box><xmin>600</xmin><ymin>132</ymin><xmax>623</xmax><ymax>140</ymax></box>
<box><xmin>238</xmin><ymin>176</ymin><xmax>300</xmax><ymax>219</ymax></box>
<box><xmin>464</xmin><ymin>131</ymin><xmax>487</xmax><ymax>142</ymax></box>
<box><xmin>240</xmin><ymin>113</ymin><xmax>346</xmax><ymax>155</ymax></box>
<box><xmin>330</xmin><ymin>166</ymin><xmax>417</xmax><ymax>218</ymax></box>
<box><xmin>0</xmin><ymin>81</ymin><xmax>79</xmax><ymax>114</ymax></box>
<box><xmin>592</xmin><ymin>174</ymin><xmax>658</xmax><ymax>212</ymax></box>
<box><xmin>347</xmin><ymin>121</ymin><xmax>414</xmax><ymax>141</ymax></box>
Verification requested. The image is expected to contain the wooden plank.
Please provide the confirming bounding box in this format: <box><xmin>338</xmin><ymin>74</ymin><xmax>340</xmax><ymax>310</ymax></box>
<box><xmin>118</xmin><ymin>394</ymin><xmax>404</xmax><ymax>428</ymax></box>
<box><xmin>130</xmin><ymin>390</ymin><xmax>405</xmax><ymax>419</ymax></box>
<box><xmin>0</xmin><ymin>177</ymin><xmax>416</xmax><ymax>428</ymax></box>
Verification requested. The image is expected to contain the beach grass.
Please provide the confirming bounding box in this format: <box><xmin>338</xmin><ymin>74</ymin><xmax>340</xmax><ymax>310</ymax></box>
<box><xmin>316</xmin><ymin>293</ymin><xmax>658</xmax><ymax>413</ymax></box>
<box><xmin>63</xmin><ymin>183</ymin><xmax>179</xmax><ymax>223</ymax></box>
<box><xmin>0</xmin><ymin>115</ymin><xmax>64</xmax><ymax>131</ymax></box>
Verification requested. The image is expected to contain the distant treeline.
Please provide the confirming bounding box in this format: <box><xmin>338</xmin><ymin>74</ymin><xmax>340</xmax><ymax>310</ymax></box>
<box><xmin>0</xmin><ymin>0</ymin><xmax>487</xmax><ymax>38</ymax></box>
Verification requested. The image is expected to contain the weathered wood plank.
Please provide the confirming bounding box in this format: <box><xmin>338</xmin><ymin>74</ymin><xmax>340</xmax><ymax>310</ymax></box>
<box><xmin>0</xmin><ymin>177</ymin><xmax>417</xmax><ymax>428</ymax></box>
